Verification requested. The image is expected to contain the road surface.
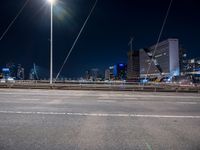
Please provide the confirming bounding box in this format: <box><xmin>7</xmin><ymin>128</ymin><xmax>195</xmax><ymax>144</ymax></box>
<box><xmin>0</xmin><ymin>89</ymin><xmax>200</xmax><ymax>150</ymax></box>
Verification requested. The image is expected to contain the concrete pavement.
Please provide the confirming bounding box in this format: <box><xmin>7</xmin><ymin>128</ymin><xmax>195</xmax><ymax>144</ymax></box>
<box><xmin>0</xmin><ymin>89</ymin><xmax>200</xmax><ymax>150</ymax></box>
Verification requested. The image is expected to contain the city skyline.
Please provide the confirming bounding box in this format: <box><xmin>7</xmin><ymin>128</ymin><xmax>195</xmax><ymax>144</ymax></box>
<box><xmin>0</xmin><ymin>0</ymin><xmax>200</xmax><ymax>77</ymax></box>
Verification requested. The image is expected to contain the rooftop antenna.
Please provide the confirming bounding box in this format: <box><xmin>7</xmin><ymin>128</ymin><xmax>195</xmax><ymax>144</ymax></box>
<box><xmin>128</xmin><ymin>37</ymin><xmax>134</xmax><ymax>69</ymax></box>
<box><xmin>128</xmin><ymin>37</ymin><xmax>134</xmax><ymax>52</ymax></box>
<box><xmin>33</xmin><ymin>63</ymin><xmax>39</xmax><ymax>80</ymax></box>
<box><xmin>127</xmin><ymin>37</ymin><xmax>135</xmax><ymax>80</ymax></box>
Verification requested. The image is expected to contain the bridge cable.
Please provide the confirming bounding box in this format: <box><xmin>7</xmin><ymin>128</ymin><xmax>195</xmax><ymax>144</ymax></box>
<box><xmin>0</xmin><ymin>0</ymin><xmax>30</xmax><ymax>41</ymax></box>
<box><xmin>145</xmin><ymin>0</ymin><xmax>173</xmax><ymax>80</ymax></box>
<box><xmin>55</xmin><ymin>0</ymin><xmax>98</xmax><ymax>82</ymax></box>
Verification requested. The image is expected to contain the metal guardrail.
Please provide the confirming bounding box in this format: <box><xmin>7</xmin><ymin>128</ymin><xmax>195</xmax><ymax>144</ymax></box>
<box><xmin>0</xmin><ymin>80</ymin><xmax>200</xmax><ymax>93</ymax></box>
<box><xmin>11</xmin><ymin>80</ymin><xmax>198</xmax><ymax>86</ymax></box>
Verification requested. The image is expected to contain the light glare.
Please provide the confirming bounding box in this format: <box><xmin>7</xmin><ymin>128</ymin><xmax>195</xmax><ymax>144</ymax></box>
<box><xmin>47</xmin><ymin>0</ymin><xmax>55</xmax><ymax>4</ymax></box>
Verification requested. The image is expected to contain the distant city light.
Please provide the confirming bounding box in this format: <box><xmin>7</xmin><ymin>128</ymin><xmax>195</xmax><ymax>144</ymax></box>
<box><xmin>109</xmin><ymin>66</ymin><xmax>114</xmax><ymax>69</ymax></box>
<box><xmin>172</xmin><ymin>69</ymin><xmax>180</xmax><ymax>76</ymax></box>
<box><xmin>191</xmin><ymin>59</ymin><xmax>195</xmax><ymax>63</ymax></box>
<box><xmin>119</xmin><ymin>64</ymin><xmax>124</xmax><ymax>67</ymax></box>
<box><xmin>2</xmin><ymin>68</ymin><xmax>9</xmax><ymax>72</ymax></box>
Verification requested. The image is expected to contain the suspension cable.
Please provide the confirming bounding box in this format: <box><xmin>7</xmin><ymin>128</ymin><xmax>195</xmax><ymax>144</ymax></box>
<box><xmin>145</xmin><ymin>0</ymin><xmax>173</xmax><ymax>79</ymax></box>
<box><xmin>55</xmin><ymin>0</ymin><xmax>98</xmax><ymax>81</ymax></box>
<box><xmin>0</xmin><ymin>0</ymin><xmax>30</xmax><ymax>41</ymax></box>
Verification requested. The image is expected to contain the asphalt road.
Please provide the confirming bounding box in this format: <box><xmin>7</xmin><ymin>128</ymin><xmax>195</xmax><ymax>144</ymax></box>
<box><xmin>0</xmin><ymin>89</ymin><xmax>200</xmax><ymax>150</ymax></box>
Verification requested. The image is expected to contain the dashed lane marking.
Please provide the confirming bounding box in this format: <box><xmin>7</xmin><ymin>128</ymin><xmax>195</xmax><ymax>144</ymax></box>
<box><xmin>21</xmin><ymin>98</ymin><xmax>40</xmax><ymax>101</ymax></box>
<box><xmin>0</xmin><ymin>111</ymin><xmax>200</xmax><ymax>119</ymax></box>
<box><xmin>0</xmin><ymin>92</ymin><xmax>199</xmax><ymax>99</ymax></box>
<box><xmin>176</xmin><ymin>102</ymin><xmax>198</xmax><ymax>104</ymax></box>
<box><xmin>97</xmin><ymin>100</ymin><xmax>116</xmax><ymax>103</ymax></box>
<box><xmin>98</xmin><ymin>97</ymin><xmax>138</xmax><ymax>100</ymax></box>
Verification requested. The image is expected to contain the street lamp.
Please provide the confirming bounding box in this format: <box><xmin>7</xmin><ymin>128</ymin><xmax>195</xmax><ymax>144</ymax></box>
<box><xmin>48</xmin><ymin>0</ymin><xmax>55</xmax><ymax>4</ymax></box>
<box><xmin>47</xmin><ymin>0</ymin><xmax>55</xmax><ymax>84</ymax></box>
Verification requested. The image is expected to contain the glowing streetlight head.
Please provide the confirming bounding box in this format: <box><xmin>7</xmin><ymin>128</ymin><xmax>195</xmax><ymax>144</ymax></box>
<box><xmin>47</xmin><ymin>0</ymin><xmax>56</xmax><ymax>4</ymax></box>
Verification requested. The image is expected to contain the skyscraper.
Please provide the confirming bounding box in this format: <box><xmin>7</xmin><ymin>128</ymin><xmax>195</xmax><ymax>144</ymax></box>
<box><xmin>140</xmin><ymin>38</ymin><xmax>180</xmax><ymax>78</ymax></box>
<box><xmin>127</xmin><ymin>50</ymin><xmax>140</xmax><ymax>81</ymax></box>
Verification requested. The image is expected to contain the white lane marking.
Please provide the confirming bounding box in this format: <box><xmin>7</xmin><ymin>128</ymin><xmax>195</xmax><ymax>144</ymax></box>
<box><xmin>98</xmin><ymin>95</ymin><xmax>200</xmax><ymax>99</ymax></box>
<box><xmin>0</xmin><ymin>111</ymin><xmax>200</xmax><ymax>119</ymax></box>
<box><xmin>97</xmin><ymin>100</ymin><xmax>116</xmax><ymax>103</ymax></box>
<box><xmin>98</xmin><ymin>97</ymin><xmax>137</xmax><ymax>100</ymax></box>
<box><xmin>0</xmin><ymin>111</ymin><xmax>65</xmax><ymax>115</ymax></box>
<box><xmin>176</xmin><ymin>102</ymin><xmax>198</xmax><ymax>104</ymax></box>
<box><xmin>21</xmin><ymin>98</ymin><xmax>40</xmax><ymax>101</ymax></box>
<box><xmin>0</xmin><ymin>91</ymin><xmax>199</xmax><ymax>99</ymax></box>
<box><xmin>48</xmin><ymin>100</ymin><xmax>63</xmax><ymax>104</ymax></box>
<box><xmin>0</xmin><ymin>93</ymin><xmax>86</xmax><ymax>97</ymax></box>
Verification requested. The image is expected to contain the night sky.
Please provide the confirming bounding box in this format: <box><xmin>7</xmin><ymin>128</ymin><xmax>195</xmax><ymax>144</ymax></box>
<box><xmin>0</xmin><ymin>0</ymin><xmax>199</xmax><ymax>78</ymax></box>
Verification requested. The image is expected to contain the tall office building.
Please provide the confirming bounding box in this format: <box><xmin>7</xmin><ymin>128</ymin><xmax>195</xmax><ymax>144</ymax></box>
<box><xmin>140</xmin><ymin>38</ymin><xmax>180</xmax><ymax>78</ymax></box>
<box><xmin>179</xmin><ymin>47</ymin><xmax>187</xmax><ymax>75</ymax></box>
<box><xmin>116</xmin><ymin>63</ymin><xmax>127</xmax><ymax>80</ymax></box>
<box><xmin>185</xmin><ymin>58</ymin><xmax>200</xmax><ymax>72</ymax></box>
<box><xmin>104</xmin><ymin>69</ymin><xmax>110</xmax><ymax>80</ymax></box>
<box><xmin>184</xmin><ymin>58</ymin><xmax>200</xmax><ymax>83</ymax></box>
<box><xmin>127</xmin><ymin>50</ymin><xmax>140</xmax><ymax>81</ymax></box>
<box><xmin>17</xmin><ymin>64</ymin><xmax>25</xmax><ymax>80</ymax></box>
<box><xmin>6</xmin><ymin>62</ymin><xmax>17</xmax><ymax>78</ymax></box>
<box><xmin>85</xmin><ymin>68</ymin><xmax>102</xmax><ymax>81</ymax></box>
<box><xmin>105</xmin><ymin>64</ymin><xmax>127</xmax><ymax>80</ymax></box>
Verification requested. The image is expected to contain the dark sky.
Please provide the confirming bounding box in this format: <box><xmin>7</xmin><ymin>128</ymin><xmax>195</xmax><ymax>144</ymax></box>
<box><xmin>0</xmin><ymin>0</ymin><xmax>200</xmax><ymax>78</ymax></box>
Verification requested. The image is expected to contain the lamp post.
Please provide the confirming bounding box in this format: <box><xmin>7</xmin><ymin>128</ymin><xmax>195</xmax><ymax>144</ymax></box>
<box><xmin>48</xmin><ymin>0</ymin><xmax>55</xmax><ymax>84</ymax></box>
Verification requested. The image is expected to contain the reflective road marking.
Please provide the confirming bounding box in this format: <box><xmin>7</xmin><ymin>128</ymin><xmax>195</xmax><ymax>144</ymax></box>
<box><xmin>97</xmin><ymin>100</ymin><xmax>116</xmax><ymax>103</ymax></box>
<box><xmin>176</xmin><ymin>102</ymin><xmax>198</xmax><ymax>104</ymax></box>
<box><xmin>0</xmin><ymin>111</ymin><xmax>200</xmax><ymax>119</ymax></box>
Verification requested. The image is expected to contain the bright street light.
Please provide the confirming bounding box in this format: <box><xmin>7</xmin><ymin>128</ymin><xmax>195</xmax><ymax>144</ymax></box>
<box><xmin>48</xmin><ymin>0</ymin><xmax>55</xmax><ymax>84</ymax></box>
<box><xmin>47</xmin><ymin>0</ymin><xmax>56</xmax><ymax>5</ymax></box>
